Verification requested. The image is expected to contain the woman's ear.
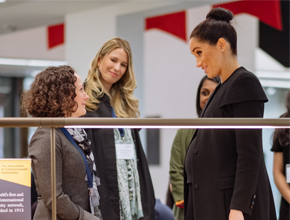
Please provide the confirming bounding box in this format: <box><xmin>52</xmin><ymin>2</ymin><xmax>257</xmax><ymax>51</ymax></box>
<box><xmin>217</xmin><ymin>38</ymin><xmax>226</xmax><ymax>52</ymax></box>
<box><xmin>97</xmin><ymin>57</ymin><xmax>103</xmax><ymax>67</ymax></box>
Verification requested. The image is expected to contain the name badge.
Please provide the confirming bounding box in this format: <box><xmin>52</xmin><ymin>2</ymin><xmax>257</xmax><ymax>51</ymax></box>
<box><xmin>116</xmin><ymin>143</ymin><xmax>135</xmax><ymax>159</ymax></box>
<box><xmin>286</xmin><ymin>164</ymin><xmax>290</xmax><ymax>184</ymax></box>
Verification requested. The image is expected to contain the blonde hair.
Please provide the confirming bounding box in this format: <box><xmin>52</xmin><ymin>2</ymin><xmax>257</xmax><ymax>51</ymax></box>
<box><xmin>85</xmin><ymin>37</ymin><xmax>140</xmax><ymax>118</ymax></box>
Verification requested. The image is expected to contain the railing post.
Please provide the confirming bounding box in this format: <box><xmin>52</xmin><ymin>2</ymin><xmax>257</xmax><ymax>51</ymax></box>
<box><xmin>50</xmin><ymin>127</ymin><xmax>56</xmax><ymax>220</ymax></box>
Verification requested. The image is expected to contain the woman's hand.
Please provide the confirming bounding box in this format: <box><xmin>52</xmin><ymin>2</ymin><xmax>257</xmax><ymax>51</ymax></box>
<box><xmin>229</xmin><ymin>209</ymin><xmax>244</xmax><ymax>220</ymax></box>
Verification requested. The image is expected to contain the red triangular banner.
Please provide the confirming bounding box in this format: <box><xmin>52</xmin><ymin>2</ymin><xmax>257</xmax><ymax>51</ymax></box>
<box><xmin>47</xmin><ymin>23</ymin><xmax>65</xmax><ymax>49</ymax></box>
<box><xmin>146</xmin><ymin>11</ymin><xmax>187</xmax><ymax>42</ymax></box>
<box><xmin>213</xmin><ymin>0</ymin><xmax>282</xmax><ymax>31</ymax></box>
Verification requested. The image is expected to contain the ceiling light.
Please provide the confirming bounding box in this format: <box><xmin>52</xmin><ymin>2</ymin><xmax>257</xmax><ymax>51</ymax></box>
<box><xmin>0</xmin><ymin>0</ymin><xmax>6</xmax><ymax>3</ymax></box>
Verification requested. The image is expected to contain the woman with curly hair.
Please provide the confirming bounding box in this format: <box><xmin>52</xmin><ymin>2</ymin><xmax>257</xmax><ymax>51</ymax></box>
<box><xmin>22</xmin><ymin>65</ymin><xmax>102</xmax><ymax>220</ymax></box>
<box><xmin>271</xmin><ymin>90</ymin><xmax>290</xmax><ymax>220</ymax></box>
<box><xmin>84</xmin><ymin>38</ymin><xmax>155</xmax><ymax>220</ymax></box>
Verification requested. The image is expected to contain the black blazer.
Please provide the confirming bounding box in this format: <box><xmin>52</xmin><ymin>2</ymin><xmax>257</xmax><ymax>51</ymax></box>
<box><xmin>83</xmin><ymin>94</ymin><xmax>155</xmax><ymax>220</ymax></box>
<box><xmin>184</xmin><ymin>67</ymin><xmax>276</xmax><ymax>220</ymax></box>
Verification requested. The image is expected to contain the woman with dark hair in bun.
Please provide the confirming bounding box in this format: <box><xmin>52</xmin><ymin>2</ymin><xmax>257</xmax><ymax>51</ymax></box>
<box><xmin>184</xmin><ymin>7</ymin><xmax>276</xmax><ymax>220</ymax></box>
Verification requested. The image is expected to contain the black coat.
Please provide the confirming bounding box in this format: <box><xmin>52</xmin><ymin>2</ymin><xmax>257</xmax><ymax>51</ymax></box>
<box><xmin>184</xmin><ymin>67</ymin><xmax>277</xmax><ymax>220</ymax></box>
<box><xmin>83</xmin><ymin>94</ymin><xmax>155</xmax><ymax>220</ymax></box>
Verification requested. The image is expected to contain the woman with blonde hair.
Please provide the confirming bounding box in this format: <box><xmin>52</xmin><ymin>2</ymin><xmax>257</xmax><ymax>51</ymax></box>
<box><xmin>84</xmin><ymin>37</ymin><xmax>155</xmax><ymax>220</ymax></box>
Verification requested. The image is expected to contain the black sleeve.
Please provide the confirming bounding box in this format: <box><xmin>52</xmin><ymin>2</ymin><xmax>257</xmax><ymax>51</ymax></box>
<box><xmin>271</xmin><ymin>130</ymin><xmax>283</xmax><ymax>152</ymax></box>
<box><xmin>229</xmin><ymin>100</ymin><xmax>264</xmax><ymax>215</ymax></box>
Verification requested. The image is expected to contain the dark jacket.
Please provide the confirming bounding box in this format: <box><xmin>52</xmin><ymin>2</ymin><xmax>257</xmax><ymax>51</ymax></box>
<box><xmin>83</xmin><ymin>94</ymin><xmax>155</xmax><ymax>220</ymax></box>
<box><xmin>184</xmin><ymin>67</ymin><xmax>276</xmax><ymax>220</ymax></box>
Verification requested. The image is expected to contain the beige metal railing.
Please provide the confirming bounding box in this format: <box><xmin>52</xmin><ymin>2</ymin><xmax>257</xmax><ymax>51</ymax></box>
<box><xmin>0</xmin><ymin>117</ymin><xmax>289</xmax><ymax>220</ymax></box>
<box><xmin>1</xmin><ymin>117</ymin><xmax>289</xmax><ymax>127</ymax></box>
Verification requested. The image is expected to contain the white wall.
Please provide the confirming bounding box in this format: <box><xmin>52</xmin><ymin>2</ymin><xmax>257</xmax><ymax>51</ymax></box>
<box><xmin>65</xmin><ymin>1</ymin><xmax>177</xmax><ymax>81</ymax></box>
<box><xmin>0</xmin><ymin>26</ymin><xmax>64</xmax><ymax>60</ymax></box>
<box><xmin>234</xmin><ymin>14</ymin><xmax>258</xmax><ymax>72</ymax></box>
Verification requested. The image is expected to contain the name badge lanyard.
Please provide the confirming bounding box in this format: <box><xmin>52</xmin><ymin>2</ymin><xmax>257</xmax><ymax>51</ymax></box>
<box><xmin>60</xmin><ymin>128</ymin><xmax>93</xmax><ymax>188</ymax></box>
<box><xmin>111</xmin><ymin>107</ymin><xmax>125</xmax><ymax>137</ymax></box>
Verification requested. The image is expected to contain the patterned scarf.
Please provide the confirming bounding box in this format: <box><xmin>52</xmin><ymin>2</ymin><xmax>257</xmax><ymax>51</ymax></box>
<box><xmin>114</xmin><ymin>128</ymin><xmax>143</xmax><ymax>220</ymax></box>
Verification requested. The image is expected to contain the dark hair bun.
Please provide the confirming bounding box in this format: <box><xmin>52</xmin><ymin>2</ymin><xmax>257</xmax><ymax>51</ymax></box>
<box><xmin>206</xmin><ymin>7</ymin><xmax>233</xmax><ymax>23</ymax></box>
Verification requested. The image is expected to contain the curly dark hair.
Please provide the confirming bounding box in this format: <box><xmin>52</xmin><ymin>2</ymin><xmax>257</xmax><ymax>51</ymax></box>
<box><xmin>22</xmin><ymin>65</ymin><xmax>77</xmax><ymax>117</ymax></box>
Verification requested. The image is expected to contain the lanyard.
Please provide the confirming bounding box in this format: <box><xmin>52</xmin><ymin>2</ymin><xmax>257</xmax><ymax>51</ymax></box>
<box><xmin>60</xmin><ymin>128</ymin><xmax>93</xmax><ymax>188</ymax></box>
<box><xmin>111</xmin><ymin>107</ymin><xmax>125</xmax><ymax>137</ymax></box>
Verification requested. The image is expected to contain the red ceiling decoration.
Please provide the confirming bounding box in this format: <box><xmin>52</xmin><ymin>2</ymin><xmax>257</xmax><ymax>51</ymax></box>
<box><xmin>146</xmin><ymin>11</ymin><xmax>187</xmax><ymax>42</ymax></box>
<box><xmin>213</xmin><ymin>0</ymin><xmax>282</xmax><ymax>31</ymax></box>
<box><xmin>47</xmin><ymin>23</ymin><xmax>65</xmax><ymax>49</ymax></box>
